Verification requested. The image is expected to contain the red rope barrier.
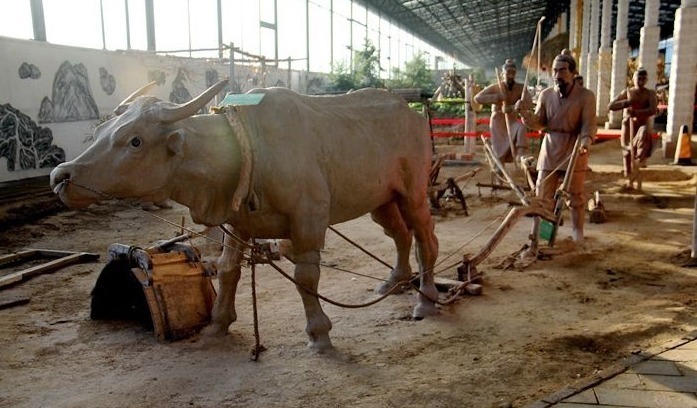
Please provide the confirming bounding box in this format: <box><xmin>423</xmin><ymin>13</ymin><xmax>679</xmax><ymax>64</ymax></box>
<box><xmin>430</xmin><ymin>118</ymin><xmax>490</xmax><ymax>126</ymax></box>
<box><xmin>431</xmin><ymin>131</ymin><xmax>659</xmax><ymax>140</ymax></box>
<box><xmin>430</xmin><ymin>117</ymin><xmax>659</xmax><ymax>141</ymax></box>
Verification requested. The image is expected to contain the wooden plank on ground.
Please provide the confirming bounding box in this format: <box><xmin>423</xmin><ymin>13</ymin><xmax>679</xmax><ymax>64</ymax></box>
<box><xmin>0</xmin><ymin>294</ymin><xmax>31</xmax><ymax>310</ymax></box>
<box><xmin>0</xmin><ymin>250</ymin><xmax>39</xmax><ymax>268</ymax></box>
<box><xmin>0</xmin><ymin>251</ymin><xmax>100</xmax><ymax>289</ymax></box>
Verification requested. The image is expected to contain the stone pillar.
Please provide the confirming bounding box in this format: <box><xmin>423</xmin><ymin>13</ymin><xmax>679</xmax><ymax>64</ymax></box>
<box><xmin>596</xmin><ymin>0</ymin><xmax>613</xmax><ymax>123</ymax></box>
<box><xmin>585</xmin><ymin>0</ymin><xmax>599</xmax><ymax>95</ymax></box>
<box><xmin>580</xmin><ymin>0</ymin><xmax>590</xmax><ymax>73</ymax></box>
<box><xmin>638</xmin><ymin>0</ymin><xmax>660</xmax><ymax>88</ymax></box>
<box><xmin>569</xmin><ymin>0</ymin><xmax>578</xmax><ymax>52</ymax></box>
<box><xmin>607</xmin><ymin>0</ymin><xmax>629</xmax><ymax>129</ymax></box>
<box><xmin>665</xmin><ymin>0</ymin><xmax>697</xmax><ymax>158</ymax></box>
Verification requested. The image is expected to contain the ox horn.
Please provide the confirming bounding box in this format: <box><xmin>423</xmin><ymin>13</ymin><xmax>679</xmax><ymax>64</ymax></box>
<box><xmin>157</xmin><ymin>79</ymin><xmax>229</xmax><ymax>123</ymax></box>
<box><xmin>113</xmin><ymin>81</ymin><xmax>158</xmax><ymax>115</ymax></box>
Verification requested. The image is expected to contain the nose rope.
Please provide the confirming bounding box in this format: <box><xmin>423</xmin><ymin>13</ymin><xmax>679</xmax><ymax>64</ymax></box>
<box><xmin>62</xmin><ymin>180</ymin><xmax>250</xmax><ymax>256</ymax></box>
<box><xmin>433</xmin><ymin>214</ymin><xmax>506</xmax><ymax>274</ymax></box>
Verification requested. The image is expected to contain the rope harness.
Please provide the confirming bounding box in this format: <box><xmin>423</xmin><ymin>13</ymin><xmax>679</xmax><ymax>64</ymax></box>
<box><xmin>59</xmin><ymin>179</ymin><xmax>498</xmax><ymax>359</ymax></box>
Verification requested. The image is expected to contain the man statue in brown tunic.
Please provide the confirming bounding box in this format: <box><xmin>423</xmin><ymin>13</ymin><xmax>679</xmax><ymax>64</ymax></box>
<box><xmin>516</xmin><ymin>50</ymin><xmax>597</xmax><ymax>247</ymax></box>
<box><xmin>475</xmin><ymin>59</ymin><xmax>531</xmax><ymax>165</ymax></box>
<box><xmin>607</xmin><ymin>68</ymin><xmax>658</xmax><ymax>181</ymax></box>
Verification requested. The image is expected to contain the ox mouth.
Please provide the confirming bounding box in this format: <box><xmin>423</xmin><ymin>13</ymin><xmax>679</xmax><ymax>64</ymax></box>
<box><xmin>51</xmin><ymin>179</ymin><xmax>92</xmax><ymax>208</ymax></box>
<box><xmin>52</xmin><ymin>180</ymin><xmax>66</xmax><ymax>196</ymax></box>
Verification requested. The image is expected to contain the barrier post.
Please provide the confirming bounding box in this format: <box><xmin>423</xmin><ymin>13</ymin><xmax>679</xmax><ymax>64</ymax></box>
<box><xmin>463</xmin><ymin>77</ymin><xmax>476</xmax><ymax>159</ymax></box>
<box><xmin>674</xmin><ymin>124</ymin><xmax>693</xmax><ymax>165</ymax></box>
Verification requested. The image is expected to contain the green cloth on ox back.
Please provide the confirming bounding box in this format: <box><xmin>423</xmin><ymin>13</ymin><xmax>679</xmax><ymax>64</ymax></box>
<box><xmin>218</xmin><ymin>93</ymin><xmax>265</xmax><ymax>107</ymax></box>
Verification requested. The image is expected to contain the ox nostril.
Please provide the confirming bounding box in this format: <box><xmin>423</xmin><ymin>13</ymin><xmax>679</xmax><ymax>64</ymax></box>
<box><xmin>50</xmin><ymin>166</ymin><xmax>71</xmax><ymax>189</ymax></box>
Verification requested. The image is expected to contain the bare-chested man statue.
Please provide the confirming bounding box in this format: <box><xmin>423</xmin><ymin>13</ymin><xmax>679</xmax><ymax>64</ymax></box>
<box><xmin>607</xmin><ymin>67</ymin><xmax>658</xmax><ymax>181</ymax></box>
<box><xmin>475</xmin><ymin>59</ymin><xmax>531</xmax><ymax>165</ymax></box>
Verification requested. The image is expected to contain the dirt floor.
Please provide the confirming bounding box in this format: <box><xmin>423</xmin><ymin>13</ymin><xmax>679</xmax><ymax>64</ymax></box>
<box><xmin>2</xmin><ymin>138</ymin><xmax>697</xmax><ymax>408</ymax></box>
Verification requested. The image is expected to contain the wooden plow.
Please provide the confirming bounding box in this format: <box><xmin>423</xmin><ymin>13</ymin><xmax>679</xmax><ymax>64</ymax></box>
<box><xmin>476</xmin><ymin>136</ymin><xmax>537</xmax><ymax>196</ymax></box>
<box><xmin>453</xmin><ymin>136</ymin><xmax>575</xmax><ymax>277</ymax></box>
<box><xmin>428</xmin><ymin>154</ymin><xmax>481</xmax><ymax>215</ymax></box>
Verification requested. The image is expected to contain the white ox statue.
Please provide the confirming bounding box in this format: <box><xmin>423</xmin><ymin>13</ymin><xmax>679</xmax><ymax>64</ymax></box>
<box><xmin>50</xmin><ymin>80</ymin><xmax>439</xmax><ymax>350</ymax></box>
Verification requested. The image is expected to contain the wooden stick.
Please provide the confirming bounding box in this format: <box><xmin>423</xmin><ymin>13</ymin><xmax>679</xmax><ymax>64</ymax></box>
<box><xmin>0</xmin><ymin>294</ymin><xmax>31</xmax><ymax>310</ymax></box>
<box><xmin>521</xmin><ymin>16</ymin><xmax>546</xmax><ymax>104</ymax></box>
<box><xmin>480</xmin><ymin>135</ymin><xmax>529</xmax><ymax>206</ymax></box>
<box><xmin>432</xmin><ymin>168</ymin><xmax>481</xmax><ymax>194</ymax></box>
<box><xmin>536</xmin><ymin>20</ymin><xmax>543</xmax><ymax>90</ymax></box>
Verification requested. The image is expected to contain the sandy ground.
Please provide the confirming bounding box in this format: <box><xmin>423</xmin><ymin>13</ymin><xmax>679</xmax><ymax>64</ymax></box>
<box><xmin>2</xmin><ymin>138</ymin><xmax>697</xmax><ymax>408</ymax></box>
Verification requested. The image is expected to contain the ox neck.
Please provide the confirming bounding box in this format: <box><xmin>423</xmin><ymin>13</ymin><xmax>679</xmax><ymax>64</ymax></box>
<box><xmin>169</xmin><ymin>114</ymin><xmax>243</xmax><ymax>226</ymax></box>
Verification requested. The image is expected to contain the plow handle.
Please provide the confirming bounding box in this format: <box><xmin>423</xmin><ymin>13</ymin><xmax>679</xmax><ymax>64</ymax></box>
<box><xmin>548</xmin><ymin>136</ymin><xmax>583</xmax><ymax>246</ymax></box>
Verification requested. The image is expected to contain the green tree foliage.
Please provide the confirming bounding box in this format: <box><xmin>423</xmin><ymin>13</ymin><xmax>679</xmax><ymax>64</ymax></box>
<box><xmin>353</xmin><ymin>39</ymin><xmax>383</xmax><ymax>89</ymax></box>
<box><xmin>389</xmin><ymin>52</ymin><xmax>436</xmax><ymax>93</ymax></box>
<box><xmin>464</xmin><ymin>67</ymin><xmax>486</xmax><ymax>86</ymax></box>
<box><xmin>326</xmin><ymin>61</ymin><xmax>356</xmax><ymax>93</ymax></box>
<box><xmin>326</xmin><ymin>39</ymin><xmax>384</xmax><ymax>92</ymax></box>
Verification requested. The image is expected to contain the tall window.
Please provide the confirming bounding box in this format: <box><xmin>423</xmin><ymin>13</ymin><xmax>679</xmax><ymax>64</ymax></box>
<box><xmin>43</xmin><ymin>0</ymin><xmax>103</xmax><ymax>48</ymax></box>
<box><xmin>150</xmin><ymin>0</ymin><xmax>217</xmax><ymax>56</ymax></box>
<box><xmin>0</xmin><ymin>0</ymin><xmax>32</xmax><ymax>40</ymax></box>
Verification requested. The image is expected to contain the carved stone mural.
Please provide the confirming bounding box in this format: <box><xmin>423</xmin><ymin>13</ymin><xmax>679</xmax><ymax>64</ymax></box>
<box><xmin>206</xmin><ymin>69</ymin><xmax>219</xmax><ymax>87</ymax></box>
<box><xmin>205</xmin><ymin>69</ymin><xmax>232</xmax><ymax>97</ymax></box>
<box><xmin>0</xmin><ymin>104</ymin><xmax>65</xmax><ymax>171</ymax></box>
<box><xmin>38</xmin><ymin>97</ymin><xmax>54</xmax><ymax>123</ymax></box>
<box><xmin>18</xmin><ymin>62</ymin><xmax>41</xmax><ymax>79</ymax></box>
<box><xmin>99</xmin><ymin>67</ymin><xmax>116</xmax><ymax>95</ymax></box>
<box><xmin>169</xmin><ymin>68</ymin><xmax>192</xmax><ymax>104</ymax></box>
<box><xmin>148</xmin><ymin>70</ymin><xmax>166</xmax><ymax>86</ymax></box>
<box><xmin>229</xmin><ymin>79</ymin><xmax>242</xmax><ymax>94</ymax></box>
<box><xmin>38</xmin><ymin>61</ymin><xmax>99</xmax><ymax>124</ymax></box>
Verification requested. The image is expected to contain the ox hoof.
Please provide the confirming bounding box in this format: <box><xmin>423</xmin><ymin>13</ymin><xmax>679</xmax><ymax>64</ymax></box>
<box><xmin>375</xmin><ymin>281</ymin><xmax>407</xmax><ymax>295</ymax></box>
<box><xmin>201</xmin><ymin>323</ymin><xmax>229</xmax><ymax>337</ymax></box>
<box><xmin>412</xmin><ymin>301</ymin><xmax>439</xmax><ymax>320</ymax></box>
<box><xmin>307</xmin><ymin>335</ymin><xmax>333</xmax><ymax>352</ymax></box>
<box><xmin>519</xmin><ymin>248</ymin><xmax>538</xmax><ymax>266</ymax></box>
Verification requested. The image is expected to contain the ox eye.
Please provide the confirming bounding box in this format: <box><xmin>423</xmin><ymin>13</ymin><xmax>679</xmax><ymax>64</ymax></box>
<box><xmin>130</xmin><ymin>137</ymin><xmax>142</xmax><ymax>148</ymax></box>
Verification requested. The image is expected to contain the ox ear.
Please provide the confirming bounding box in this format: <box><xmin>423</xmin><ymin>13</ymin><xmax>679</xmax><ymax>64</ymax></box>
<box><xmin>166</xmin><ymin>130</ymin><xmax>185</xmax><ymax>157</ymax></box>
<box><xmin>113</xmin><ymin>104</ymin><xmax>130</xmax><ymax>116</ymax></box>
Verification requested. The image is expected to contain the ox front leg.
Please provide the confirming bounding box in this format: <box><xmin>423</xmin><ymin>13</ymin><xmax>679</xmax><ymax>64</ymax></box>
<box><xmin>205</xmin><ymin>228</ymin><xmax>246</xmax><ymax>336</ymax></box>
<box><xmin>293</xmin><ymin>250</ymin><xmax>333</xmax><ymax>351</ymax></box>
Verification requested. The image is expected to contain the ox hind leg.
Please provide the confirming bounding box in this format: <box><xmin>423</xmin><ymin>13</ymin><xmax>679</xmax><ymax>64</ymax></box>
<box><xmin>398</xmin><ymin>195</ymin><xmax>439</xmax><ymax>319</ymax></box>
<box><xmin>204</xmin><ymin>225</ymin><xmax>247</xmax><ymax>336</ymax></box>
<box><xmin>371</xmin><ymin>202</ymin><xmax>414</xmax><ymax>295</ymax></box>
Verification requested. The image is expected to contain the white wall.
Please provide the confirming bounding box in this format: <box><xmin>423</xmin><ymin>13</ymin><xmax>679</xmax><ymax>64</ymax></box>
<box><xmin>0</xmin><ymin>36</ymin><xmax>326</xmax><ymax>183</ymax></box>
